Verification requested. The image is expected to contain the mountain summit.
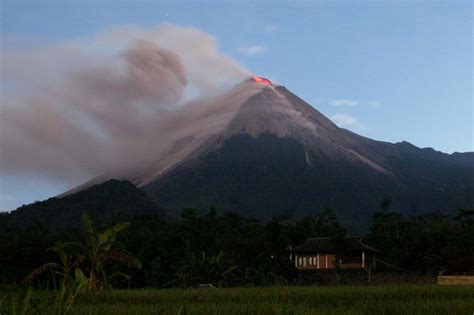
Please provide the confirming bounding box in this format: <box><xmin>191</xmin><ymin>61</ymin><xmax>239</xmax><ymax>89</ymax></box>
<box><xmin>62</xmin><ymin>77</ymin><xmax>474</xmax><ymax>229</ymax></box>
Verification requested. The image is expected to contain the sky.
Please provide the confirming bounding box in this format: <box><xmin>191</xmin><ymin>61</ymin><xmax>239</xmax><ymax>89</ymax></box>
<box><xmin>1</xmin><ymin>0</ymin><xmax>472</xmax><ymax>211</ymax></box>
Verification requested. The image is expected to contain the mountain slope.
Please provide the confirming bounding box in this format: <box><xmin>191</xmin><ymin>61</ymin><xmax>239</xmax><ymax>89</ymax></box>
<box><xmin>9</xmin><ymin>77</ymin><xmax>474</xmax><ymax>231</ymax></box>
<box><xmin>3</xmin><ymin>180</ymin><xmax>162</xmax><ymax>229</ymax></box>
<box><xmin>138</xmin><ymin>80</ymin><xmax>473</xmax><ymax>230</ymax></box>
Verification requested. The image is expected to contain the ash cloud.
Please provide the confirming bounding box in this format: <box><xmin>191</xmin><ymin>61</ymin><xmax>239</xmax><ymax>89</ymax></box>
<box><xmin>0</xmin><ymin>24</ymin><xmax>251</xmax><ymax>184</ymax></box>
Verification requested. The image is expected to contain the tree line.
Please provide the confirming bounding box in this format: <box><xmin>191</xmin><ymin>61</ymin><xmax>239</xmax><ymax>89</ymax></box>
<box><xmin>1</xmin><ymin>208</ymin><xmax>473</xmax><ymax>287</ymax></box>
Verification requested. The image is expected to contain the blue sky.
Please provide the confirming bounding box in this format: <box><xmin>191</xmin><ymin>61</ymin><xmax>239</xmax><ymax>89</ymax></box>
<box><xmin>1</xmin><ymin>1</ymin><xmax>472</xmax><ymax>211</ymax></box>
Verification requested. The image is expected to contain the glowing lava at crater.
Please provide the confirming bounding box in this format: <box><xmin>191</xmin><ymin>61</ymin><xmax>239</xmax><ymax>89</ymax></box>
<box><xmin>251</xmin><ymin>76</ymin><xmax>272</xmax><ymax>86</ymax></box>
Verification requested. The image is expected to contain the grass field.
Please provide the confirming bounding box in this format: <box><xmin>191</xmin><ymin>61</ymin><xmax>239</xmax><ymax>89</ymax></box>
<box><xmin>2</xmin><ymin>285</ymin><xmax>474</xmax><ymax>314</ymax></box>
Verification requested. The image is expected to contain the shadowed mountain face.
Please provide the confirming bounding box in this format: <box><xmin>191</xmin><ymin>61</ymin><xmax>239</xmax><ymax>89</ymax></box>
<box><xmin>139</xmin><ymin>82</ymin><xmax>474</xmax><ymax>230</ymax></box>
<box><xmin>142</xmin><ymin>135</ymin><xmax>473</xmax><ymax>231</ymax></box>
<box><xmin>5</xmin><ymin>79</ymin><xmax>474</xmax><ymax>231</ymax></box>
<box><xmin>2</xmin><ymin>180</ymin><xmax>161</xmax><ymax>230</ymax></box>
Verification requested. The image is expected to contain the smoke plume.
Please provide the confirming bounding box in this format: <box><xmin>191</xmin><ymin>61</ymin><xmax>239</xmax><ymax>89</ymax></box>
<box><xmin>0</xmin><ymin>24</ymin><xmax>251</xmax><ymax>184</ymax></box>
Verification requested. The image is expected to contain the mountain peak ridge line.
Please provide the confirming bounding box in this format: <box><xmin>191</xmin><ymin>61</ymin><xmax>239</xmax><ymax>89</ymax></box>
<box><xmin>48</xmin><ymin>77</ymin><xmax>473</xmax><ymax>230</ymax></box>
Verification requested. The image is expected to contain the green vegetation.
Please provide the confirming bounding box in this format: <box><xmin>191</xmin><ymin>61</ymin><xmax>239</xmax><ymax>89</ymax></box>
<box><xmin>2</xmin><ymin>208</ymin><xmax>473</xmax><ymax>287</ymax></box>
<box><xmin>0</xmin><ymin>209</ymin><xmax>473</xmax><ymax>314</ymax></box>
<box><xmin>0</xmin><ymin>215</ymin><xmax>142</xmax><ymax>314</ymax></box>
<box><xmin>22</xmin><ymin>215</ymin><xmax>141</xmax><ymax>291</ymax></box>
<box><xmin>1</xmin><ymin>285</ymin><xmax>473</xmax><ymax>314</ymax></box>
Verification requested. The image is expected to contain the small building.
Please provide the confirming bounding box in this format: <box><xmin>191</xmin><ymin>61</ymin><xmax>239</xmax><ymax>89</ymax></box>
<box><xmin>292</xmin><ymin>236</ymin><xmax>380</xmax><ymax>271</ymax></box>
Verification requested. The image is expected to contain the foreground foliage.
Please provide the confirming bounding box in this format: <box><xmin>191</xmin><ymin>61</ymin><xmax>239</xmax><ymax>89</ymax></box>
<box><xmin>1</xmin><ymin>285</ymin><xmax>473</xmax><ymax>315</ymax></box>
<box><xmin>23</xmin><ymin>215</ymin><xmax>141</xmax><ymax>291</ymax></box>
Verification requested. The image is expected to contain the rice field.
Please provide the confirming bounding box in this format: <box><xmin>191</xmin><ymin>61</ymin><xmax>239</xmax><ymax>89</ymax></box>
<box><xmin>2</xmin><ymin>284</ymin><xmax>474</xmax><ymax>314</ymax></box>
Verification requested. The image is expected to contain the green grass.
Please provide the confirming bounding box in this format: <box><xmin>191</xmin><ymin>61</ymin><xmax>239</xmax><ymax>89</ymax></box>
<box><xmin>2</xmin><ymin>285</ymin><xmax>473</xmax><ymax>314</ymax></box>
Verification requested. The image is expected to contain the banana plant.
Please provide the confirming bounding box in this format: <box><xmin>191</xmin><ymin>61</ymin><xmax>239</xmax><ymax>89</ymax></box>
<box><xmin>78</xmin><ymin>214</ymin><xmax>142</xmax><ymax>291</ymax></box>
<box><xmin>24</xmin><ymin>214</ymin><xmax>141</xmax><ymax>292</ymax></box>
<box><xmin>23</xmin><ymin>242</ymin><xmax>82</xmax><ymax>287</ymax></box>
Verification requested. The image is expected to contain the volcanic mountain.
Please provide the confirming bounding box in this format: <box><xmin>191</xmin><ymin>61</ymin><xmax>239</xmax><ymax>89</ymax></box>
<box><xmin>57</xmin><ymin>77</ymin><xmax>474</xmax><ymax>230</ymax></box>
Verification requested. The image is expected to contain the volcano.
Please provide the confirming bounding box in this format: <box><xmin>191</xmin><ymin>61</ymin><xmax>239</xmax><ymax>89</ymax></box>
<box><xmin>56</xmin><ymin>78</ymin><xmax>474</xmax><ymax>229</ymax></box>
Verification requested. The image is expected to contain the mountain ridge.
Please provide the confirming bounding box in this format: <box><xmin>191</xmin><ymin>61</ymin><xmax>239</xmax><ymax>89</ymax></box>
<box><xmin>3</xmin><ymin>179</ymin><xmax>162</xmax><ymax>229</ymax></box>
<box><xmin>6</xmin><ymin>78</ymin><xmax>473</xmax><ymax>231</ymax></box>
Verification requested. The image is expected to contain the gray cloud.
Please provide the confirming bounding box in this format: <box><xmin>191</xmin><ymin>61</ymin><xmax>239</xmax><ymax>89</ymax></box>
<box><xmin>0</xmin><ymin>24</ymin><xmax>251</xmax><ymax>184</ymax></box>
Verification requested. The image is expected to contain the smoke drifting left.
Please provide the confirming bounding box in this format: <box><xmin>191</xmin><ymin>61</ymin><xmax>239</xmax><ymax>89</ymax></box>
<box><xmin>0</xmin><ymin>24</ymin><xmax>251</xmax><ymax>184</ymax></box>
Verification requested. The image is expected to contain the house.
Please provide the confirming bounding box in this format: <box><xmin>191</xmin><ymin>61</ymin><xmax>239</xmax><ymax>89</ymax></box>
<box><xmin>292</xmin><ymin>236</ymin><xmax>380</xmax><ymax>271</ymax></box>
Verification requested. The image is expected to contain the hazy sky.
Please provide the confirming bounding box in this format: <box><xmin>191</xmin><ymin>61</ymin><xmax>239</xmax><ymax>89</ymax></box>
<box><xmin>1</xmin><ymin>1</ymin><xmax>472</xmax><ymax>211</ymax></box>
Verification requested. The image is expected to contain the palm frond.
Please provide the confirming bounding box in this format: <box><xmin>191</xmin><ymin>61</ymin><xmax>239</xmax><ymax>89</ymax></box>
<box><xmin>74</xmin><ymin>268</ymin><xmax>88</xmax><ymax>286</ymax></box>
<box><xmin>81</xmin><ymin>213</ymin><xmax>94</xmax><ymax>234</ymax></box>
<box><xmin>72</xmin><ymin>255</ymin><xmax>85</xmax><ymax>267</ymax></box>
<box><xmin>23</xmin><ymin>262</ymin><xmax>61</xmax><ymax>283</ymax></box>
<box><xmin>104</xmin><ymin>250</ymin><xmax>142</xmax><ymax>269</ymax></box>
<box><xmin>102</xmin><ymin>222</ymin><xmax>130</xmax><ymax>240</ymax></box>
<box><xmin>109</xmin><ymin>271</ymin><xmax>132</xmax><ymax>281</ymax></box>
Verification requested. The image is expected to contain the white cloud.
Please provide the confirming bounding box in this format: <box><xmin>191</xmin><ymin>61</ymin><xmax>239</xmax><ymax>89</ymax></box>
<box><xmin>238</xmin><ymin>45</ymin><xmax>266</xmax><ymax>56</ymax></box>
<box><xmin>264</xmin><ymin>24</ymin><xmax>277</xmax><ymax>34</ymax></box>
<box><xmin>328</xmin><ymin>99</ymin><xmax>359</xmax><ymax>107</ymax></box>
<box><xmin>331</xmin><ymin>114</ymin><xmax>358</xmax><ymax>126</ymax></box>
